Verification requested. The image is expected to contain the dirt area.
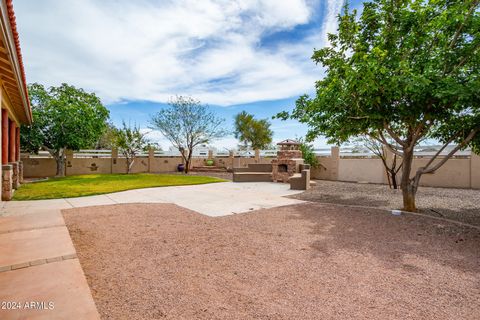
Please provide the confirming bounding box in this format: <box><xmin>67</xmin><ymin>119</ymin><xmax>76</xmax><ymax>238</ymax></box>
<box><xmin>289</xmin><ymin>180</ymin><xmax>480</xmax><ymax>226</ymax></box>
<box><xmin>64</xmin><ymin>203</ymin><xmax>480</xmax><ymax>320</ymax></box>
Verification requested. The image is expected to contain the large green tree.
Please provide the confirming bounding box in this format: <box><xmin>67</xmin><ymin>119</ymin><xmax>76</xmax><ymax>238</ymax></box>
<box><xmin>278</xmin><ymin>0</ymin><xmax>480</xmax><ymax>211</ymax></box>
<box><xmin>150</xmin><ymin>96</ymin><xmax>227</xmax><ymax>173</ymax></box>
<box><xmin>234</xmin><ymin>111</ymin><xmax>273</xmax><ymax>150</ymax></box>
<box><xmin>21</xmin><ymin>83</ymin><xmax>110</xmax><ymax>176</ymax></box>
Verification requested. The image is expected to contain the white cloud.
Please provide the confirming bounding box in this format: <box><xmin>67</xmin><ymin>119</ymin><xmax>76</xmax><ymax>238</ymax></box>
<box><xmin>322</xmin><ymin>0</ymin><xmax>345</xmax><ymax>45</ymax></box>
<box><xmin>142</xmin><ymin>129</ymin><xmax>172</xmax><ymax>150</ymax></box>
<box><xmin>15</xmin><ymin>0</ymin><xmax>343</xmax><ymax>106</ymax></box>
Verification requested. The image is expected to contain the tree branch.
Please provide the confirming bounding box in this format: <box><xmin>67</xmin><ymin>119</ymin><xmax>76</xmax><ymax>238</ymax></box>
<box><xmin>383</xmin><ymin>122</ymin><xmax>407</xmax><ymax>147</ymax></box>
<box><xmin>394</xmin><ymin>156</ymin><xmax>404</xmax><ymax>174</ymax></box>
<box><xmin>348</xmin><ymin>116</ymin><xmax>370</xmax><ymax>119</ymax></box>
<box><xmin>375</xmin><ymin>131</ymin><xmax>404</xmax><ymax>157</ymax></box>
<box><xmin>448</xmin><ymin>0</ymin><xmax>478</xmax><ymax>50</ymax></box>
<box><xmin>420</xmin><ymin>128</ymin><xmax>478</xmax><ymax>174</ymax></box>
<box><xmin>448</xmin><ymin>42</ymin><xmax>480</xmax><ymax>75</ymax></box>
<box><xmin>411</xmin><ymin>117</ymin><xmax>433</xmax><ymax>146</ymax></box>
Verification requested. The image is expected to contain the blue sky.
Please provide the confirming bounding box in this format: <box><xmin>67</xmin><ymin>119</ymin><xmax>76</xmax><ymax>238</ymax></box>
<box><xmin>14</xmin><ymin>0</ymin><xmax>364</xmax><ymax>149</ymax></box>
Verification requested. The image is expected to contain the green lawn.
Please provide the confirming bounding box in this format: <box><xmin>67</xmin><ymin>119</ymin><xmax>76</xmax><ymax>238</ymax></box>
<box><xmin>13</xmin><ymin>173</ymin><xmax>226</xmax><ymax>200</ymax></box>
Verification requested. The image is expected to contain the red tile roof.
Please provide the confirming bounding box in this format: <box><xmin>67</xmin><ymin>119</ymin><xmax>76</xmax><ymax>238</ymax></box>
<box><xmin>6</xmin><ymin>0</ymin><xmax>31</xmax><ymax>120</ymax></box>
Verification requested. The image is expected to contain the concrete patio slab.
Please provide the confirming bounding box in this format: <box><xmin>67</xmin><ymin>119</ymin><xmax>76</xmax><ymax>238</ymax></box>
<box><xmin>0</xmin><ymin>259</ymin><xmax>100</xmax><ymax>320</ymax></box>
<box><xmin>2</xmin><ymin>182</ymin><xmax>305</xmax><ymax>217</ymax></box>
<box><xmin>0</xmin><ymin>207</ymin><xmax>64</xmax><ymax>218</ymax></box>
<box><xmin>65</xmin><ymin>195</ymin><xmax>117</xmax><ymax>208</ymax></box>
<box><xmin>0</xmin><ymin>211</ymin><xmax>64</xmax><ymax>234</ymax></box>
<box><xmin>1</xmin><ymin>198</ymin><xmax>72</xmax><ymax>209</ymax></box>
<box><xmin>102</xmin><ymin>189</ymin><xmax>167</xmax><ymax>204</ymax></box>
<box><xmin>0</xmin><ymin>226</ymin><xmax>75</xmax><ymax>270</ymax></box>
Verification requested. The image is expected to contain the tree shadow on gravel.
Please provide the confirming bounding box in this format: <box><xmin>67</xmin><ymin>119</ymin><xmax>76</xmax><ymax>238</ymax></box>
<box><xmin>289</xmin><ymin>182</ymin><xmax>480</xmax><ymax>227</ymax></box>
<box><xmin>289</xmin><ymin>203</ymin><xmax>480</xmax><ymax>274</ymax></box>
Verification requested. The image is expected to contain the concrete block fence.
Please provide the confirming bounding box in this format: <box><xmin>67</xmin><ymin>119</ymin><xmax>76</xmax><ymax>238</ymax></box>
<box><xmin>21</xmin><ymin>147</ymin><xmax>480</xmax><ymax>189</ymax></box>
<box><xmin>312</xmin><ymin>147</ymin><xmax>480</xmax><ymax>189</ymax></box>
<box><xmin>21</xmin><ymin>148</ymin><xmax>272</xmax><ymax>178</ymax></box>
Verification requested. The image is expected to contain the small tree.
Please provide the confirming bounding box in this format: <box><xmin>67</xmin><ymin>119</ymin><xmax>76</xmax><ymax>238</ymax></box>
<box><xmin>144</xmin><ymin>142</ymin><xmax>162</xmax><ymax>152</ymax></box>
<box><xmin>234</xmin><ymin>111</ymin><xmax>273</xmax><ymax>150</ymax></box>
<box><xmin>112</xmin><ymin>122</ymin><xmax>148</xmax><ymax>174</ymax></box>
<box><xmin>277</xmin><ymin>1</ymin><xmax>480</xmax><ymax>211</ymax></box>
<box><xmin>20</xmin><ymin>83</ymin><xmax>109</xmax><ymax>176</ymax></box>
<box><xmin>149</xmin><ymin>96</ymin><xmax>227</xmax><ymax>173</ymax></box>
<box><xmin>296</xmin><ymin>138</ymin><xmax>319</xmax><ymax>168</ymax></box>
<box><xmin>93</xmin><ymin>122</ymin><xmax>117</xmax><ymax>149</ymax></box>
<box><xmin>352</xmin><ymin>135</ymin><xmax>402</xmax><ymax>189</ymax></box>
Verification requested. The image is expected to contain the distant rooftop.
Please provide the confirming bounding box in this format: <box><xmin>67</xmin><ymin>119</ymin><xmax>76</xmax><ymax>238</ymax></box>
<box><xmin>277</xmin><ymin>139</ymin><xmax>301</xmax><ymax>146</ymax></box>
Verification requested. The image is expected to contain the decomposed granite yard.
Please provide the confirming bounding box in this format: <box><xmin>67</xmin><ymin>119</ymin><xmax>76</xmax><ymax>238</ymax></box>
<box><xmin>63</xmin><ymin>202</ymin><xmax>480</xmax><ymax>320</ymax></box>
<box><xmin>290</xmin><ymin>180</ymin><xmax>480</xmax><ymax>226</ymax></box>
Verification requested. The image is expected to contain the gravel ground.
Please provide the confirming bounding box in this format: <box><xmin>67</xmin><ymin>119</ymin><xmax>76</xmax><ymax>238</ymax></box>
<box><xmin>64</xmin><ymin>203</ymin><xmax>480</xmax><ymax>320</ymax></box>
<box><xmin>289</xmin><ymin>180</ymin><xmax>480</xmax><ymax>226</ymax></box>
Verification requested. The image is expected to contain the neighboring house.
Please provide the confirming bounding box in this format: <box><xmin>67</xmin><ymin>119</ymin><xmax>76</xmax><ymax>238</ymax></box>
<box><xmin>167</xmin><ymin>144</ymin><xmax>218</xmax><ymax>157</ymax></box>
<box><xmin>0</xmin><ymin>0</ymin><xmax>32</xmax><ymax>200</ymax></box>
<box><xmin>192</xmin><ymin>144</ymin><xmax>217</xmax><ymax>157</ymax></box>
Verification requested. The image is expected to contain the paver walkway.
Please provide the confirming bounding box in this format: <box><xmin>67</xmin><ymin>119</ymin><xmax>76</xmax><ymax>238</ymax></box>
<box><xmin>0</xmin><ymin>182</ymin><xmax>304</xmax><ymax>319</ymax></box>
<box><xmin>0</xmin><ymin>209</ymin><xmax>100</xmax><ymax>319</ymax></box>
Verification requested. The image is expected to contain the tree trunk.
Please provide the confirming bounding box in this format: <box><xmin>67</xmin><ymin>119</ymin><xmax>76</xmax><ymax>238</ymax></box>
<box><xmin>402</xmin><ymin>185</ymin><xmax>416</xmax><ymax>212</ymax></box>
<box><xmin>400</xmin><ymin>148</ymin><xmax>416</xmax><ymax>212</ymax></box>
<box><xmin>385</xmin><ymin>167</ymin><xmax>392</xmax><ymax>189</ymax></box>
<box><xmin>390</xmin><ymin>169</ymin><xmax>398</xmax><ymax>189</ymax></box>
<box><xmin>185</xmin><ymin>151</ymin><xmax>192</xmax><ymax>174</ymax></box>
<box><xmin>390</xmin><ymin>154</ymin><xmax>399</xmax><ymax>189</ymax></box>
<box><xmin>128</xmin><ymin>158</ymin><xmax>135</xmax><ymax>174</ymax></box>
<box><xmin>55</xmin><ymin>155</ymin><xmax>65</xmax><ymax>177</ymax></box>
<box><xmin>126</xmin><ymin>157</ymin><xmax>133</xmax><ymax>174</ymax></box>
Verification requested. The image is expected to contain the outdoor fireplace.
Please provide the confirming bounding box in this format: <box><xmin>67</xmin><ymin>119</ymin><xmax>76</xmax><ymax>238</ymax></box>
<box><xmin>271</xmin><ymin>139</ymin><xmax>304</xmax><ymax>183</ymax></box>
